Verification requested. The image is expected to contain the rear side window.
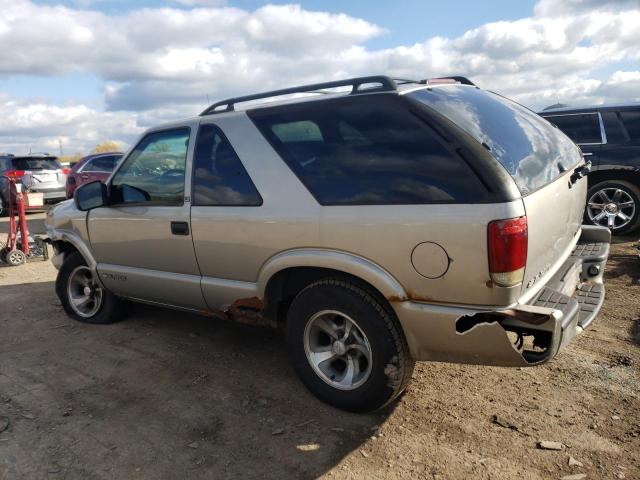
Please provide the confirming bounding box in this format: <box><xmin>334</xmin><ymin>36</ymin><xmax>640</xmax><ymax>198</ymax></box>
<box><xmin>11</xmin><ymin>157</ymin><xmax>61</xmax><ymax>170</ymax></box>
<box><xmin>192</xmin><ymin>124</ymin><xmax>262</xmax><ymax>206</ymax></box>
<box><xmin>408</xmin><ymin>86</ymin><xmax>581</xmax><ymax>195</ymax></box>
<box><xmin>620</xmin><ymin>110</ymin><xmax>640</xmax><ymax>141</ymax></box>
<box><xmin>82</xmin><ymin>156</ymin><xmax>120</xmax><ymax>173</ymax></box>
<box><xmin>249</xmin><ymin>94</ymin><xmax>487</xmax><ymax>205</ymax></box>
<box><xmin>543</xmin><ymin>113</ymin><xmax>602</xmax><ymax>144</ymax></box>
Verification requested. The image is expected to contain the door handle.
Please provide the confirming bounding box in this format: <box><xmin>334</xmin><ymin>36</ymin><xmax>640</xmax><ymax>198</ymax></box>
<box><xmin>171</xmin><ymin>221</ymin><xmax>189</xmax><ymax>235</ymax></box>
<box><xmin>582</xmin><ymin>152</ymin><xmax>593</xmax><ymax>157</ymax></box>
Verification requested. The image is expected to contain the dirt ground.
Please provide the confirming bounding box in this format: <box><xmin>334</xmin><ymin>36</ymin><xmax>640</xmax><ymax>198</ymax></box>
<box><xmin>0</xmin><ymin>214</ymin><xmax>639</xmax><ymax>479</ymax></box>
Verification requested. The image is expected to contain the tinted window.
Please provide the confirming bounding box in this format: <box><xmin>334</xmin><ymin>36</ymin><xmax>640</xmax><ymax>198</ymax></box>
<box><xmin>249</xmin><ymin>95</ymin><xmax>487</xmax><ymax>205</ymax></box>
<box><xmin>543</xmin><ymin>113</ymin><xmax>602</xmax><ymax>144</ymax></box>
<box><xmin>82</xmin><ymin>156</ymin><xmax>120</xmax><ymax>173</ymax></box>
<box><xmin>620</xmin><ymin>110</ymin><xmax>640</xmax><ymax>141</ymax></box>
<box><xmin>11</xmin><ymin>157</ymin><xmax>61</xmax><ymax>170</ymax></box>
<box><xmin>408</xmin><ymin>86</ymin><xmax>581</xmax><ymax>195</ymax></box>
<box><xmin>601</xmin><ymin>111</ymin><xmax>629</xmax><ymax>143</ymax></box>
<box><xmin>272</xmin><ymin>121</ymin><xmax>322</xmax><ymax>142</ymax></box>
<box><xmin>111</xmin><ymin>128</ymin><xmax>189</xmax><ymax>205</ymax></box>
<box><xmin>192</xmin><ymin>124</ymin><xmax>262</xmax><ymax>206</ymax></box>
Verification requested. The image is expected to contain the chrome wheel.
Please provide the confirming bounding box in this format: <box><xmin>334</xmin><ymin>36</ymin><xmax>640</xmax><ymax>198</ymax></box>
<box><xmin>587</xmin><ymin>187</ymin><xmax>636</xmax><ymax>231</ymax></box>
<box><xmin>303</xmin><ymin>310</ymin><xmax>373</xmax><ymax>391</ymax></box>
<box><xmin>67</xmin><ymin>265</ymin><xmax>103</xmax><ymax>318</ymax></box>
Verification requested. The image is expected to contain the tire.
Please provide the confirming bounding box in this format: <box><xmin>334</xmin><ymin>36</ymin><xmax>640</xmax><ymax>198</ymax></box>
<box><xmin>286</xmin><ymin>278</ymin><xmax>414</xmax><ymax>412</ymax></box>
<box><xmin>585</xmin><ymin>180</ymin><xmax>640</xmax><ymax>235</ymax></box>
<box><xmin>0</xmin><ymin>194</ymin><xmax>6</xmax><ymax>217</ymax></box>
<box><xmin>55</xmin><ymin>252</ymin><xmax>125</xmax><ymax>324</ymax></box>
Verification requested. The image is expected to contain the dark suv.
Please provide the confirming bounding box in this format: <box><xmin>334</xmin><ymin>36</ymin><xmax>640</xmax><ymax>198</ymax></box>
<box><xmin>540</xmin><ymin>104</ymin><xmax>640</xmax><ymax>234</ymax></box>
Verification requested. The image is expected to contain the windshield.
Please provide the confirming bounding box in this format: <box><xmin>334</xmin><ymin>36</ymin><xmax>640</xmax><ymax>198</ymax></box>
<box><xmin>407</xmin><ymin>86</ymin><xmax>582</xmax><ymax>195</ymax></box>
<box><xmin>12</xmin><ymin>157</ymin><xmax>61</xmax><ymax>171</ymax></box>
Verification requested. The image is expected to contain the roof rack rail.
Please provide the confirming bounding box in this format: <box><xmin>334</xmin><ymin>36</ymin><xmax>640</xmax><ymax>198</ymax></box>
<box><xmin>200</xmin><ymin>75</ymin><xmax>397</xmax><ymax>116</ymax></box>
<box><xmin>426</xmin><ymin>76</ymin><xmax>475</xmax><ymax>86</ymax></box>
<box><xmin>392</xmin><ymin>76</ymin><xmax>476</xmax><ymax>87</ymax></box>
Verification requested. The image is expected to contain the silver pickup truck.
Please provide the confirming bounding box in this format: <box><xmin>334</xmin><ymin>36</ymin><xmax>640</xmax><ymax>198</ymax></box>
<box><xmin>46</xmin><ymin>75</ymin><xmax>610</xmax><ymax>412</ymax></box>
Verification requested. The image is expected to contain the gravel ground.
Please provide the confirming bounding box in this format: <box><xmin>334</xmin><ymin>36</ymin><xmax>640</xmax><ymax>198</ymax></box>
<box><xmin>0</xmin><ymin>217</ymin><xmax>638</xmax><ymax>479</ymax></box>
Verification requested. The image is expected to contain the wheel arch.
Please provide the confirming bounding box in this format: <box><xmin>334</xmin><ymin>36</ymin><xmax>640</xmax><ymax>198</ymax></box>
<box><xmin>257</xmin><ymin>249</ymin><xmax>407</xmax><ymax>325</ymax></box>
<box><xmin>49</xmin><ymin>230</ymin><xmax>98</xmax><ymax>274</ymax></box>
<box><xmin>589</xmin><ymin>167</ymin><xmax>640</xmax><ymax>189</ymax></box>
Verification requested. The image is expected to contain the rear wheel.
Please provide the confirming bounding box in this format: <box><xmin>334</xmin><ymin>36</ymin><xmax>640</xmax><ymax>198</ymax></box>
<box><xmin>585</xmin><ymin>180</ymin><xmax>640</xmax><ymax>235</ymax></box>
<box><xmin>286</xmin><ymin>278</ymin><xmax>414</xmax><ymax>412</ymax></box>
<box><xmin>56</xmin><ymin>252</ymin><xmax>125</xmax><ymax>324</ymax></box>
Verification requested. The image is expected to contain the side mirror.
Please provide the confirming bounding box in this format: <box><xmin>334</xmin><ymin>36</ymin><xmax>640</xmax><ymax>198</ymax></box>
<box><xmin>75</xmin><ymin>181</ymin><xmax>108</xmax><ymax>211</ymax></box>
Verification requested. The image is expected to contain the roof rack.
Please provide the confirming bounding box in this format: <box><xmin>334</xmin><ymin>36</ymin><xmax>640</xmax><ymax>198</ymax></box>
<box><xmin>200</xmin><ymin>75</ymin><xmax>397</xmax><ymax>116</ymax></box>
<box><xmin>392</xmin><ymin>76</ymin><xmax>476</xmax><ymax>86</ymax></box>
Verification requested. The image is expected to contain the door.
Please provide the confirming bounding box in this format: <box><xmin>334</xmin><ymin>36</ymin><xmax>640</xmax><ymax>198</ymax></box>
<box><xmin>88</xmin><ymin>127</ymin><xmax>206</xmax><ymax>310</ymax></box>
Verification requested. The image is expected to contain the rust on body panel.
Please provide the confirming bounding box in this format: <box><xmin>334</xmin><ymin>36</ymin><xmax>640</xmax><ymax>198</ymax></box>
<box><xmin>217</xmin><ymin>296</ymin><xmax>275</xmax><ymax>328</ymax></box>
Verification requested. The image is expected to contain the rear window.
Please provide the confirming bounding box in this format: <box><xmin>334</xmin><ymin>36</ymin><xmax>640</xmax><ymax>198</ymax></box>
<box><xmin>542</xmin><ymin>113</ymin><xmax>602</xmax><ymax>144</ymax></box>
<box><xmin>407</xmin><ymin>86</ymin><xmax>581</xmax><ymax>195</ymax></box>
<box><xmin>11</xmin><ymin>157</ymin><xmax>61</xmax><ymax>171</ymax></box>
<box><xmin>249</xmin><ymin>94</ymin><xmax>488</xmax><ymax>205</ymax></box>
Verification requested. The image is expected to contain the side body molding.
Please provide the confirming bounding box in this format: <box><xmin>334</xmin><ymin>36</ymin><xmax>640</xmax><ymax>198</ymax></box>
<box><xmin>256</xmin><ymin>248</ymin><xmax>407</xmax><ymax>301</ymax></box>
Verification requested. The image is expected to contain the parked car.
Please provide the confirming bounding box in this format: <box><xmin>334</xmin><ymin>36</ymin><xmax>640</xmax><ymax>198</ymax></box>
<box><xmin>66</xmin><ymin>152</ymin><xmax>123</xmax><ymax>198</ymax></box>
<box><xmin>46</xmin><ymin>75</ymin><xmax>610</xmax><ymax>412</ymax></box>
<box><xmin>539</xmin><ymin>103</ymin><xmax>640</xmax><ymax>235</ymax></box>
<box><xmin>0</xmin><ymin>154</ymin><xmax>68</xmax><ymax>215</ymax></box>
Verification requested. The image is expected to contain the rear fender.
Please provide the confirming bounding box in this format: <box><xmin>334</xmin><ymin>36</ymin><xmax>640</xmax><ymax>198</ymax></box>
<box><xmin>256</xmin><ymin>248</ymin><xmax>407</xmax><ymax>301</ymax></box>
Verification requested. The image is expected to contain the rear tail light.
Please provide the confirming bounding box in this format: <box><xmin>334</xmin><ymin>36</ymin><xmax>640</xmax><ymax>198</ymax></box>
<box><xmin>488</xmin><ymin>216</ymin><xmax>528</xmax><ymax>287</ymax></box>
<box><xmin>61</xmin><ymin>168</ymin><xmax>70</xmax><ymax>174</ymax></box>
<box><xmin>7</xmin><ymin>170</ymin><xmax>25</xmax><ymax>179</ymax></box>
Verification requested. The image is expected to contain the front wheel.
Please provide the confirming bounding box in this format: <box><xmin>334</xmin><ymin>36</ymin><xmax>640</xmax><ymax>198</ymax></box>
<box><xmin>55</xmin><ymin>252</ymin><xmax>125</xmax><ymax>324</ymax></box>
<box><xmin>585</xmin><ymin>180</ymin><xmax>640</xmax><ymax>235</ymax></box>
<box><xmin>286</xmin><ymin>278</ymin><xmax>414</xmax><ymax>412</ymax></box>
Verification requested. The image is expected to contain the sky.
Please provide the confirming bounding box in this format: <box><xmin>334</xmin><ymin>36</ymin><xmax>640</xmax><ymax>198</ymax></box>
<box><xmin>0</xmin><ymin>0</ymin><xmax>638</xmax><ymax>155</ymax></box>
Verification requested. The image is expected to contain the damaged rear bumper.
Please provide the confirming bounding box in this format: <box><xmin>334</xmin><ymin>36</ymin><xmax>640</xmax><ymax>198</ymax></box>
<box><xmin>394</xmin><ymin>225</ymin><xmax>610</xmax><ymax>367</ymax></box>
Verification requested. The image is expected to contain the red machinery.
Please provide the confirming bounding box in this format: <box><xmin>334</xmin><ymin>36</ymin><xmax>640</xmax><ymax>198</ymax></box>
<box><xmin>0</xmin><ymin>175</ymin><xmax>48</xmax><ymax>266</ymax></box>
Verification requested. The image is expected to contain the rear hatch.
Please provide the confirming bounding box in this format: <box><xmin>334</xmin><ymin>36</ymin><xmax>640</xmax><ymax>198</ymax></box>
<box><xmin>11</xmin><ymin>156</ymin><xmax>65</xmax><ymax>188</ymax></box>
<box><xmin>407</xmin><ymin>85</ymin><xmax>586</xmax><ymax>300</ymax></box>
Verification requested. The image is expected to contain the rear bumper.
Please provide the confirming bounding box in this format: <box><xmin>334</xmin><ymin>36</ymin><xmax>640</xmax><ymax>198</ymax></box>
<box><xmin>31</xmin><ymin>185</ymin><xmax>66</xmax><ymax>201</ymax></box>
<box><xmin>394</xmin><ymin>225</ymin><xmax>610</xmax><ymax>366</ymax></box>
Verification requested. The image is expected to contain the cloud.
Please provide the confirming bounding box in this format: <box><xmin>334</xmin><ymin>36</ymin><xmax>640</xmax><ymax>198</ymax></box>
<box><xmin>534</xmin><ymin>0</ymin><xmax>640</xmax><ymax>16</ymax></box>
<box><xmin>0</xmin><ymin>93</ymin><xmax>144</xmax><ymax>154</ymax></box>
<box><xmin>0</xmin><ymin>0</ymin><xmax>638</xmax><ymax>153</ymax></box>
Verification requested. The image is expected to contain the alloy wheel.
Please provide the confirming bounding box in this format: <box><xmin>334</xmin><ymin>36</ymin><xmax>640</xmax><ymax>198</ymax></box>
<box><xmin>303</xmin><ymin>310</ymin><xmax>373</xmax><ymax>391</ymax></box>
<box><xmin>587</xmin><ymin>187</ymin><xmax>636</xmax><ymax>231</ymax></box>
<box><xmin>67</xmin><ymin>265</ymin><xmax>103</xmax><ymax>318</ymax></box>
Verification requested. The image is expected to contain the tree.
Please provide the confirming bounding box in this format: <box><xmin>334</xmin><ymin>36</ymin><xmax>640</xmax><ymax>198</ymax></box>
<box><xmin>93</xmin><ymin>141</ymin><xmax>120</xmax><ymax>153</ymax></box>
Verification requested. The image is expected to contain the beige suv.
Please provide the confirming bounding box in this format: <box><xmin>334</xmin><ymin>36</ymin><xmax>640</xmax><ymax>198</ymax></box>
<box><xmin>46</xmin><ymin>76</ymin><xmax>610</xmax><ymax>412</ymax></box>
